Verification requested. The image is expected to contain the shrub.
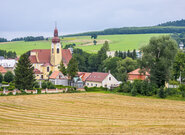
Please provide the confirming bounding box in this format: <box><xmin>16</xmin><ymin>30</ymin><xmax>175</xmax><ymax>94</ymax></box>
<box><xmin>47</xmin><ymin>82</ymin><xmax>55</xmax><ymax>89</ymax></box>
<box><xmin>165</xmin><ymin>88</ymin><xmax>180</xmax><ymax>96</ymax></box>
<box><xmin>4</xmin><ymin>71</ymin><xmax>14</xmax><ymax>83</ymax></box>
<box><xmin>131</xmin><ymin>86</ymin><xmax>137</xmax><ymax>96</ymax></box>
<box><xmin>42</xmin><ymin>81</ymin><xmax>47</xmax><ymax>89</ymax></box>
<box><xmin>179</xmin><ymin>84</ymin><xmax>185</xmax><ymax>98</ymax></box>
<box><xmin>33</xmin><ymin>81</ymin><xmax>40</xmax><ymax>88</ymax></box>
<box><xmin>2</xmin><ymin>81</ymin><xmax>8</xmax><ymax>85</ymax></box>
<box><xmin>8</xmin><ymin>92</ymin><xmax>13</xmax><ymax>96</ymax></box>
<box><xmin>84</xmin><ymin>86</ymin><xmax>88</xmax><ymax>91</ymax></box>
<box><xmin>0</xmin><ymin>73</ymin><xmax>3</xmax><ymax>83</ymax></box>
<box><xmin>158</xmin><ymin>87</ymin><xmax>166</xmax><ymax>98</ymax></box>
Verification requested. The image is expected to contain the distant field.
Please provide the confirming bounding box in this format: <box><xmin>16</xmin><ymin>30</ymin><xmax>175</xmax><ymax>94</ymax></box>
<box><xmin>0</xmin><ymin>93</ymin><xmax>184</xmax><ymax>134</ymax></box>
<box><xmin>0</xmin><ymin>34</ymin><xmax>167</xmax><ymax>55</ymax></box>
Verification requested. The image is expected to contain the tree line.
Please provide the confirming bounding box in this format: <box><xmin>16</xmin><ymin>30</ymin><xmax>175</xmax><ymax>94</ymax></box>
<box><xmin>0</xmin><ymin>50</ymin><xmax>17</xmax><ymax>59</ymax></box>
<box><xmin>0</xmin><ymin>38</ymin><xmax>8</xmax><ymax>42</ymax></box>
<box><xmin>11</xmin><ymin>36</ymin><xmax>45</xmax><ymax>42</ymax></box>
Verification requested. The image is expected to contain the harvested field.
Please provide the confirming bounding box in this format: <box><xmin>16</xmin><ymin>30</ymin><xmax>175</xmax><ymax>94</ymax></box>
<box><xmin>0</xmin><ymin>93</ymin><xmax>185</xmax><ymax>134</ymax></box>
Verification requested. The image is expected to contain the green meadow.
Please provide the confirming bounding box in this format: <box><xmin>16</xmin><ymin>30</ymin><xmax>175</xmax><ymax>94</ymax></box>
<box><xmin>0</xmin><ymin>34</ymin><xmax>167</xmax><ymax>56</ymax></box>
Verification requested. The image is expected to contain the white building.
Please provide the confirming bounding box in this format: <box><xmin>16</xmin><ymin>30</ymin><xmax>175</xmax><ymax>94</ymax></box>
<box><xmin>85</xmin><ymin>72</ymin><xmax>120</xmax><ymax>89</ymax></box>
<box><xmin>49</xmin><ymin>71</ymin><xmax>68</xmax><ymax>86</ymax></box>
<box><xmin>0</xmin><ymin>59</ymin><xmax>17</xmax><ymax>72</ymax></box>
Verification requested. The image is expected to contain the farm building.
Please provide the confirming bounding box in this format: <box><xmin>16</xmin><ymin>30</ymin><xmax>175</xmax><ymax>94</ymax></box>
<box><xmin>85</xmin><ymin>72</ymin><xmax>120</xmax><ymax>89</ymax></box>
<box><xmin>49</xmin><ymin>71</ymin><xmax>68</xmax><ymax>86</ymax></box>
<box><xmin>29</xmin><ymin>27</ymin><xmax>72</xmax><ymax>80</ymax></box>
<box><xmin>128</xmin><ymin>68</ymin><xmax>150</xmax><ymax>82</ymax></box>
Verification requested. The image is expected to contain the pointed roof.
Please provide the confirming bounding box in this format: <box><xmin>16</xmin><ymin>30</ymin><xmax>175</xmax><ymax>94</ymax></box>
<box><xmin>128</xmin><ymin>68</ymin><xmax>150</xmax><ymax>76</ymax></box>
<box><xmin>49</xmin><ymin>71</ymin><xmax>67</xmax><ymax>79</ymax></box>
<box><xmin>86</xmin><ymin>72</ymin><xmax>109</xmax><ymax>82</ymax></box>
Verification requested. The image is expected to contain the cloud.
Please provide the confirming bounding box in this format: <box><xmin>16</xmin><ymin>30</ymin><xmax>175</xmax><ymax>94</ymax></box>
<box><xmin>0</xmin><ymin>0</ymin><xmax>185</xmax><ymax>38</ymax></box>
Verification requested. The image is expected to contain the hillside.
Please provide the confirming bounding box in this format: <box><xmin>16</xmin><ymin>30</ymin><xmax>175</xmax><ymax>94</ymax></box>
<box><xmin>64</xmin><ymin>19</ymin><xmax>185</xmax><ymax>37</ymax></box>
<box><xmin>0</xmin><ymin>34</ymin><xmax>166</xmax><ymax>55</ymax></box>
<box><xmin>0</xmin><ymin>93</ymin><xmax>185</xmax><ymax>134</ymax></box>
<box><xmin>158</xmin><ymin>19</ymin><xmax>185</xmax><ymax>26</ymax></box>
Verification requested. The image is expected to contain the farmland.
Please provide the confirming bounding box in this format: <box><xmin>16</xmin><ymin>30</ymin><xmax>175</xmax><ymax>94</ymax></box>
<box><xmin>0</xmin><ymin>93</ymin><xmax>185</xmax><ymax>134</ymax></box>
<box><xmin>0</xmin><ymin>33</ymin><xmax>167</xmax><ymax>55</ymax></box>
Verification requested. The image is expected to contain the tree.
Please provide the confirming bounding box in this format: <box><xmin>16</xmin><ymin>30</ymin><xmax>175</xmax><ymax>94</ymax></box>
<box><xmin>4</xmin><ymin>71</ymin><xmax>14</xmax><ymax>83</ymax></box>
<box><xmin>132</xmin><ymin>49</ymin><xmax>137</xmax><ymax>60</ymax></box>
<box><xmin>103</xmin><ymin>57</ymin><xmax>122</xmax><ymax>77</ymax></box>
<box><xmin>0</xmin><ymin>73</ymin><xmax>3</xmax><ymax>83</ymax></box>
<box><xmin>116</xmin><ymin>57</ymin><xmax>137</xmax><ymax>82</ymax></box>
<box><xmin>59</xmin><ymin>61</ymin><xmax>67</xmax><ymax>76</ymax></box>
<box><xmin>97</xmin><ymin>41</ymin><xmax>109</xmax><ymax>71</ymax></box>
<box><xmin>14</xmin><ymin>53</ymin><xmax>35</xmax><ymax>90</ymax></box>
<box><xmin>67</xmin><ymin>57</ymin><xmax>78</xmax><ymax>80</ymax></box>
<box><xmin>93</xmin><ymin>40</ymin><xmax>97</xmax><ymax>45</ymax></box>
<box><xmin>139</xmin><ymin>36</ymin><xmax>178</xmax><ymax>88</ymax></box>
<box><xmin>173</xmin><ymin>51</ymin><xmax>185</xmax><ymax>82</ymax></box>
<box><xmin>88</xmin><ymin>54</ymin><xmax>99</xmax><ymax>72</ymax></box>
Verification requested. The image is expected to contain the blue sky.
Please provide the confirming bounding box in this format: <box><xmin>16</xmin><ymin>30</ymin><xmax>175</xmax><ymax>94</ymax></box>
<box><xmin>0</xmin><ymin>0</ymin><xmax>185</xmax><ymax>39</ymax></box>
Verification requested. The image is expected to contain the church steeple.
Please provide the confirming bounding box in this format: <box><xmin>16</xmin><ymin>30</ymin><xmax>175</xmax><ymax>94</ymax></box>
<box><xmin>50</xmin><ymin>26</ymin><xmax>62</xmax><ymax>67</ymax></box>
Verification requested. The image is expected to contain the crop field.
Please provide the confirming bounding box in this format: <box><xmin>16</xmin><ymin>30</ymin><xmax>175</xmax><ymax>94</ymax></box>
<box><xmin>0</xmin><ymin>93</ymin><xmax>185</xmax><ymax>134</ymax></box>
<box><xmin>0</xmin><ymin>34</ymin><xmax>167</xmax><ymax>55</ymax></box>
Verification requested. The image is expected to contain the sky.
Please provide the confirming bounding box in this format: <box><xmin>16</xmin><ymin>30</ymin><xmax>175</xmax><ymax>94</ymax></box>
<box><xmin>0</xmin><ymin>0</ymin><xmax>185</xmax><ymax>39</ymax></box>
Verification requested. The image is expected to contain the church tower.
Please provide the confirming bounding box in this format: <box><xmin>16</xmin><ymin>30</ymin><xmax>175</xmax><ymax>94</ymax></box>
<box><xmin>50</xmin><ymin>27</ymin><xmax>62</xmax><ymax>67</ymax></box>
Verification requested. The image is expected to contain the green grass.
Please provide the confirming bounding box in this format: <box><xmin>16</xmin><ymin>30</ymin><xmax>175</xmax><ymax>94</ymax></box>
<box><xmin>0</xmin><ymin>34</ymin><xmax>167</xmax><ymax>56</ymax></box>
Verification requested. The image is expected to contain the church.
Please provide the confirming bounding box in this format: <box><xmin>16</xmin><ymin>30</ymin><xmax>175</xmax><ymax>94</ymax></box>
<box><xmin>29</xmin><ymin>27</ymin><xmax>72</xmax><ymax>80</ymax></box>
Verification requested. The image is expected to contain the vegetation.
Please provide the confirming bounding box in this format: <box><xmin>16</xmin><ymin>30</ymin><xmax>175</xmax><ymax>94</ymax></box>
<box><xmin>11</xmin><ymin>36</ymin><xmax>45</xmax><ymax>42</ymax></box>
<box><xmin>0</xmin><ymin>73</ymin><xmax>3</xmax><ymax>83</ymax></box>
<box><xmin>158</xmin><ymin>19</ymin><xmax>185</xmax><ymax>26</ymax></box>
<box><xmin>14</xmin><ymin>53</ymin><xmax>35</xmax><ymax>90</ymax></box>
<box><xmin>59</xmin><ymin>61</ymin><xmax>67</xmax><ymax>76</ymax></box>
<box><xmin>4</xmin><ymin>71</ymin><xmax>14</xmax><ymax>83</ymax></box>
<box><xmin>0</xmin><ymin>49</ymin><xmax>17</xmax><ymax>58</ymax></box>
<box><xmin>67</xmin><ymin>57</ymin><xmax>79</xmax><ymax>80</ymax></box>
<box><xmin>139</xmin><ymin>36</ymin><xmax>178</xmax><ymax>88</ymax></box>
<box><xmin>0</xmin><ymin>38</ymin><xmax>8</xmax><ymax>42</ymax></box>
<box><xmin>0</xmin><ymin>34</ymin><xmax>165</xmax><ymax>55</ymax></box>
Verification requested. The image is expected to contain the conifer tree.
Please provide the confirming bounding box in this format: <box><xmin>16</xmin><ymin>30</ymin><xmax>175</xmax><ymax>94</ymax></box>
<box><xmin>59</xmin><ymin>61</ymin><xmax>67</xmax><ymax>76</ymax></box>
<box><xmin>14</xmin><ymin>53</ymin><xmax>35</xmax><ymax>90</ymax></box>
<box><xmin>67</xmin><ymin>57</ymin><xmax>78</xmax><ymax>80</ymax></box>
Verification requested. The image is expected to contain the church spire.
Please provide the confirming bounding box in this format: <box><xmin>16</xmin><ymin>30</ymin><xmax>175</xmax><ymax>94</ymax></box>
<box><xmin>52</xmin><ymin>24</ymin><xmax>60</xmax><ymax>43</ymax></box>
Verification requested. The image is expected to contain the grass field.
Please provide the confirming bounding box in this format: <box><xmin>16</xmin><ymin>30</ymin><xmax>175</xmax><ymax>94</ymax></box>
<box><xmin>0</xmin><ymin>93</ymin><xmax>185</xmax><ymax>134</ymax></box>
<box><xmin>0</xmin><ymin>34</ymin><xmax>167</xmax><ymax>56</ymax></box>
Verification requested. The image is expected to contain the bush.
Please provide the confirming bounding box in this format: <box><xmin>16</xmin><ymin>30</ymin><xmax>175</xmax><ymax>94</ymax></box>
<box><xmin>47</xmin><ymin>82</ymin><xmax>56</xmax><ymax>89</ymax></box>
<box><xmin>4</xmin><ymin>71</ymin><xmax>14</xmax><ymax>83</ymax></box>
<box><xmin>8</xmin><ymin>92</ymin><xmax>13</xmax><ymax>96</ymax></box>
<box><xmin>165</xmin><ymin>88</ymin><xmax>180</xmax><ymax>96</ymax></box>
<box><xmin>158</xmin><ymin>87</ymin><xmax>166</xmax><ymax>98</ymax></box>
<box><xmin>179</xmin><ymin>84</ymin><xmax>185</xmax><ymax>98</ymax></box>
<box><xmin>131</xmin><ymin>86</ymin><xmax>137</xmax><ymax>96</ymax></box>
<box><xmin>42</xmin><ymin>81</ymin><xmax>47</xmax><ymax>89</ymax></box>
<box><xmin>84</xmin><ymin>86</ymin><xmax>88</xmax><ymax>91</ymax></box>
<box><xmin>2</xmin><ymin>81</ymin><xmax>8</xmax><ymax>85</ymax></box>
<box><xmin>33</xmin><ymin>81</ymin><xmax>40</xmax><ymax>88</ymax></box>
<box><xmin>0</xmin><ymin>73</ymin><xmax>3</xmax><ymax>83</ymax></box>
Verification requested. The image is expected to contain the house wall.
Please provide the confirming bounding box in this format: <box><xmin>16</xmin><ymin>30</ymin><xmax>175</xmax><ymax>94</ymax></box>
<box><xmin>85</xmin><ymin>81</ymin><xmax>102</xmax><ymax>87</ymax></box>
<box><xmin>128</xmin><ymin>74</ymin><xmax>149</xmax><ymax>82</ymax></box>
<box><xmin>50</xmin><ymin>79</ymin><xmax>68</xmax><ymax>86</ymax></box>
<box><xmin>102</xmin><ymin>74</ymin><xmax>119</xmax><ymax>89</ymax></box>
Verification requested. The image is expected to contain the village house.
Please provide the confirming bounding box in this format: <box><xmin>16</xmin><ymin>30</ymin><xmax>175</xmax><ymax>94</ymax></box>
<box><xmin>29</xmin><ymin>27</ymin><xmax>72</xmax><ymax>80</ymax></box>
<box><xmin>49</xmin><ymin>71</ymin><xmax>68</xmax><ymax>86</ymax></box>
<box><xmin>0</xmin><ymin>59</ymin><xmax>17</xmax><ymax>72</ymax></box>
<box><xmin>85</xmin><ymin>72</ymin><xmax>120</xmax><ymax>89</ymax></box>
<box><xmin>128</xmin><ymin>68</ymin><xmax>150</xmax><ymax>82</ymax></box>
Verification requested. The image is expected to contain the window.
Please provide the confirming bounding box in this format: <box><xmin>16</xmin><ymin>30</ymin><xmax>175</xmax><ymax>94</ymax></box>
<box><xmin>41</xmin><ymin>75</ymin><xmax>43</xmax><ymax>79</ymax></box>
<box><xmin>91</xmin><ymin>83</ymin><xmax>93</xmax><ymax>86</ymax></box>
<box><xmin>95</xmin><ymin>84</ymin><xmax>97</xmax><ymax>87</ymax></box>
<box><xmin>52</xmin><ymin>48</ymin><xmax>54</xmax><ymax>53</ymax></box>
<box><xmin>109</xmin><ymin>77</ymin><xmax>111</xmax><ymax>81</ymax></box>
<box><xmin>57</xmin><ymin>48</ymin><xmax>59</xmax><ymax>53</ymax></box>
<box><xmin>87</xmin><ymin>83</ymin><xmax>89</xmax><ymax>86</ymax></box>
<box><xmin>47</xmin><ymin>67</ymin><xmax>49</xmax><ymax>72</ymax></box>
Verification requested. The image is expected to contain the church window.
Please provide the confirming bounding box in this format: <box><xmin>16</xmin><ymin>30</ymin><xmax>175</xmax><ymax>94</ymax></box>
<box><xmin>57</xmin><ymin>48</ymin><xmax>59</xmax><ymax>53</ymax></box>
<box><xmin>52</xmin><ymin>48</ymin><xmax>54</xmax><ymax>53</ymax></box>
<box><xmin>47</xmin><ymin>67</ymin><xmax>49</xmax><ymax>72</ymax></box>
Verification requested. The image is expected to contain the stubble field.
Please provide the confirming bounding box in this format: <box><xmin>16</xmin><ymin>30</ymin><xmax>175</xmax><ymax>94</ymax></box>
<box><xmin>0</xmin><ymin>93</ymin><xmax>185</xmax><ymax>134</ymax></box>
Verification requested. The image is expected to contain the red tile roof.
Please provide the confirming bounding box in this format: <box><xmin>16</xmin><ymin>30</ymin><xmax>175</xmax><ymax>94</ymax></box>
<box><xmin>62</xmin><ymin>49</ymin><xmax>72</xmax><ymax>65</ymax></box>
<box><xmin>128</xmin><ymin>68</ymin><xmax>150</xmax><ymax>76</ymax></box>
<box><xmin>128</xmin><ymin>68</ymin><xmax>150</xmax><ymax>81</ymax></box>
<box><xmin>0</xmin><ymin>66</ymin><xmax>7</xmax><ymax>74</ymax></box>
<box><xmin>34</xmin><ymin>68</ymin><xmax>43</xmax><ymax>74</ymax></box>
<box><xmin>49</xmin><ymin>71</ymin><xmax>60</xmax><ymax>79</ymax></box>
<box><xmin>49</xmin><ymin>71</ymin><xmax>67</xmax><ymax>79</ymax></box>
<box><xmin>29</xmin><ymin>49</ymin><xmax>72</xmax><ymax>65</ymax></box>
<box><xmin>78</xmin><ymin>72</ymin><xmax>91</xmax><ymax>82</ymax></box>
<box><xmin>86</xmin><ymin>72</ymin><xmax>109</xmax><ymax>82</ymax></box>
<box><xmin>29</xmin><ymin>56</ymin><xmax>37</xmax><ymax>63</ymax></box>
